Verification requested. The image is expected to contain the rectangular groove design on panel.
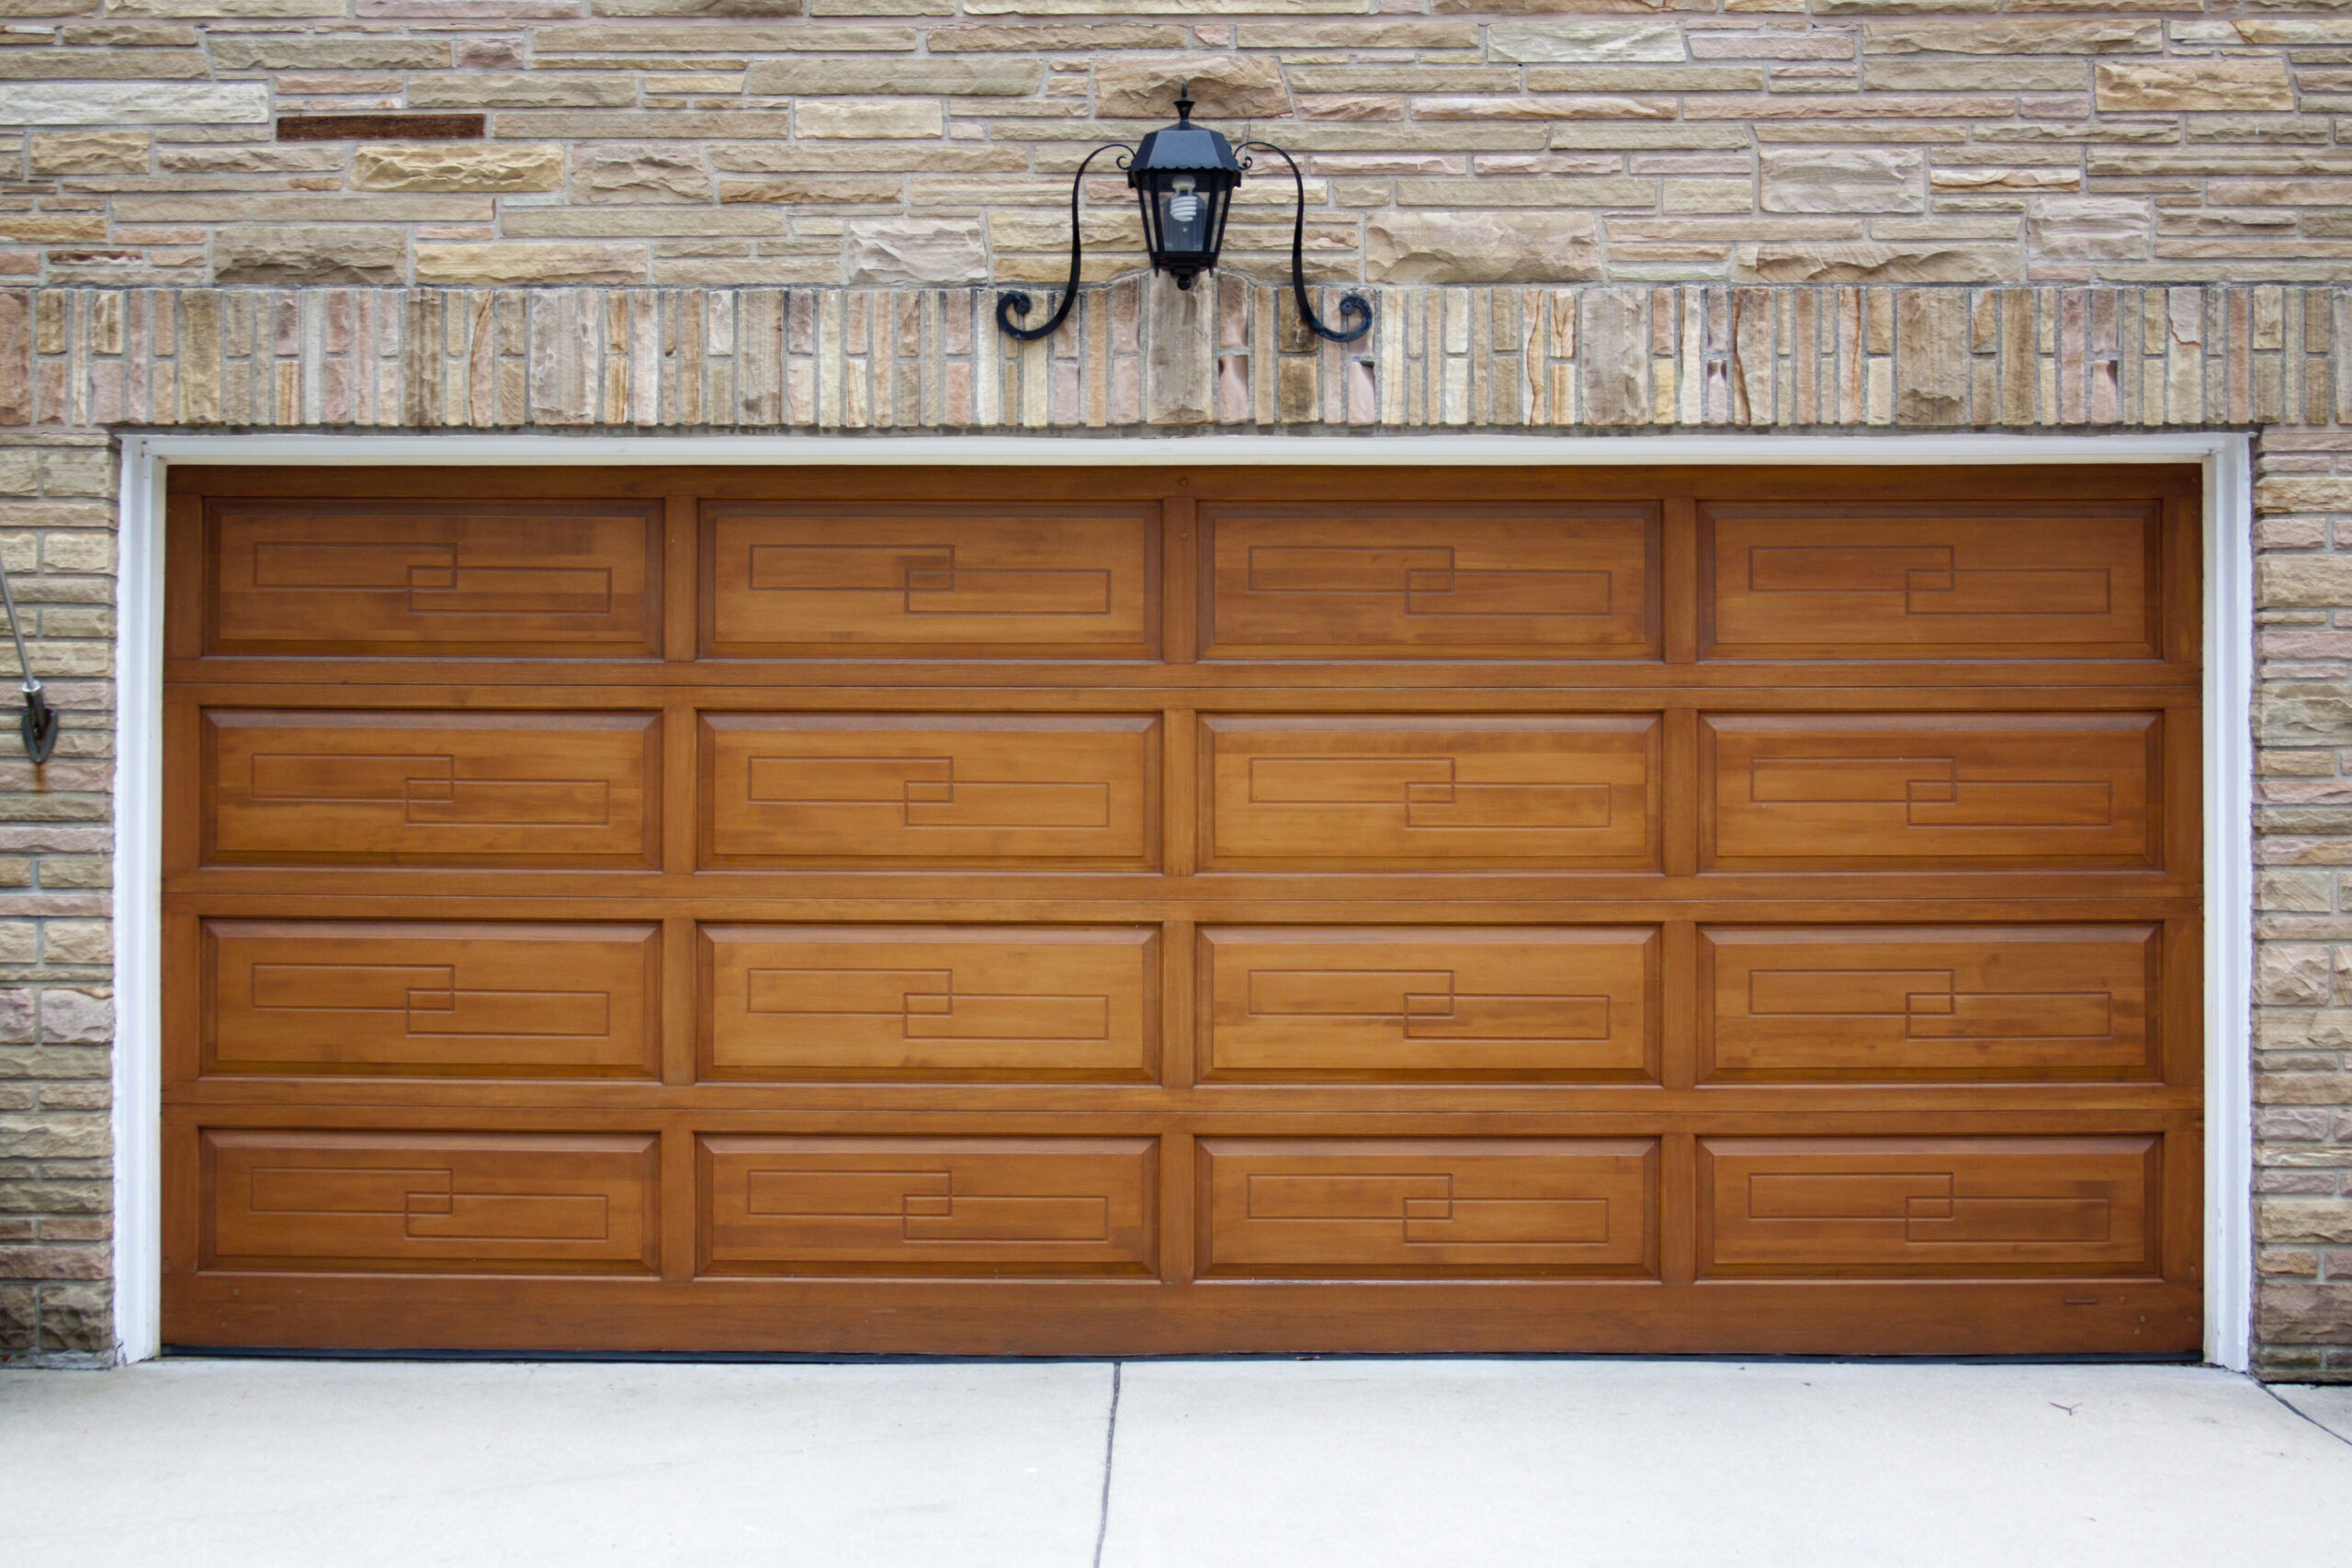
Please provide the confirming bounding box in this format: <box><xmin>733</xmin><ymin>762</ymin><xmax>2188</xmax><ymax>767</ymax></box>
<box><xmin>1698</xmin><ymin>1137</ymin><xmax>2160</xmax><ymax>1278</ymax></box>
<box><xmin>1204</xmin><ymin>505</ymin><xmax>1656</xmax><ymax>659</ymax></box>
<box><xmin>1204</xmin><ymin>716</ymin><xmax>1657</xmax><ymax>869</ymax></box>
<box><xmin>702</xmin><ymin>926</ymin><xmax>1159</xmax><ymax>1082</ymax></box>
<box><xmin>704</xmin><ymin>502</ymin><xmax>1159</xmax><ymax>659</ymax></box>
<box><xmin>1703</xmin><ymin>714</ymin><xmax>2159</xmax><ymax>869</ymax></box>
<box><xmin>1200</xmin><ymin>928</ymin><xmax>1656</xmax><ymax>1082</ymax></box>
<box><xmin>1703</xmin><ymin>503</ymin><xmax>2159</xmax><ymax>660</ymax></box>
<box><xmin>1199</xmin><ymin>1139</ymin><xmax>1657</xmax><ymax>1279</ymax></box>
<box><xmin>1701</xmin><ymin>926</ymin><xmax>2158</xmax><ymax>1082</ymax></box>
<box><xmin>207</xmin><ymin>500</ymin><xmax>662</xmax><ymax>657</ymax></box>
<box><xmin>204</xmin><ymin>921</ymin><xmax>662</xmax><ymax>1078</ymax></box>
<box><xmin>699</xmin><ymin>1136</ymin><xmax>1157</xmax><ymax>1276</ymax></box>
<box><xmin>201</xmin><ymin>1131</ymin><xmax>660</xmax><ymax>1274</ymax></box>
<box><xmin>703</xmin><ymin>714</ymin><xmax>1159</xmax><ymax>867</ymax></box>
<box><xmin>203</xmin><ymin>710</ymin><xmax>661</xmax><ymax>867</ymax></box>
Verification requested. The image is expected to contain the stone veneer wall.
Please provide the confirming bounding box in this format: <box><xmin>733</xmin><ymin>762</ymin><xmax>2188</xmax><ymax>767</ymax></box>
<box><xmin>6</xmin><ymin>275</ymin><xmax>2352</xmax><ymax>1376</ymax></box>
<box><xmin>2252</xmin><ymin>439</ymin><xmax>2352</xmax><ymax>1381</ymax></box>
<box><xmin>0</xmin><ymin>14</ymin><xmax>2341</xmax><ymax>293</ymax></box>
<box><xmin>0</xmin><ymin>428</ymin><xmax>115</xmax><ymax>1365</ymax></box>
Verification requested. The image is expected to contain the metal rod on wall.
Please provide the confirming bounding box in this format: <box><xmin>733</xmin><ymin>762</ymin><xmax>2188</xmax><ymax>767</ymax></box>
<box><xmin>0</xmin><ymin>558</ymin><xmax>57</xmax><ymax>763</ymax></box>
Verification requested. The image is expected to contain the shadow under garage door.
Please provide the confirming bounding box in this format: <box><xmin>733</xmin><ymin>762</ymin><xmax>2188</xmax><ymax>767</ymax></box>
<box><xmin>158</xmin><ymin>463</ymin><xmax>2206</xmax><ymax>1356</ymax></box>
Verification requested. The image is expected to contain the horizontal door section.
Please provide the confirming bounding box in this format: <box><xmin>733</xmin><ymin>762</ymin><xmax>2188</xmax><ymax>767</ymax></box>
<box><xmin>1196</xmin><ymin>1138</ymin><xmax>1658</xmax><ymax>1279</ymax></box>
<box><xmin>701</xmin><ymin>713</ymin><xmax>1161</xmax><ymax>869</ymax></box>
<box><xmin>1198</xmin><ymin>927</ymin><xmax>1657</xmax><ymax>1083</ymax></box>
<box><xmin>1699</xmin><ymin>925</ymin><xmax>2162</xmax><ymax>1083</ymax></box>
<box><xmin>1696</xmin><ymin>1136</ymin><xmax>2163</xmax><ymax>1280</ymax></box>
<box><xmin>199</xmin><ymin>1129</ymin><xmax>661</xmax><ymax>1276</ymax></box>
<box><xmin>1201</xmin><ymin>502</ymin><xmax>1657</xmax><ymax>660</ymax></box>
<box><xmin>699</xmin><ymin>1136</ymin><xmax>1158</xmax><ymax>1278</ymax></box>
<box><xmin>1203</xmin><ymin>715</ymin><xmax>1658</xmax><ymax>870</ymax></box>
<box><xmin>1702</xmin><ymin>501</ymin><xmax>2162</xmax><ymax>661</ymax></box>
<box><xmin>201</xmin><ymin>709</ymin><xmax>661</xmax><ymax>868</ymax></box>
<box><xmin>201</xmin><ymin>920</ymin><xmax>662</xmax><ymax>1079</ymax></box>
<box><xmin>701</xmin><ymin>926</ymin><xmax>1159</xmax><ymax>1083</ymax></box>
<box><xmin>203</xmin><ymin>498</ymin><xmax>664</xmax><ymax>659</ymax></box>
<box><xmin>1702</xmin><ymin>713</ymin><xmax>2162</xmax><ymax>871</ymax></box>
<box><xmin>702</xmin><ymin>502</ymin><xmax>1161</xmax><ymax>660</ymax></box>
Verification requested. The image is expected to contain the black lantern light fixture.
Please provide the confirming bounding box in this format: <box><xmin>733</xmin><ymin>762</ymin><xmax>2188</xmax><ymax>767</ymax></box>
<box><xmin>0</xmin><ymin>558</ymin><xmax>55</xmax><ymax>763</ymax></box>
<box><xmin>997</xmin><ymin>84</ymin><xmax>1371</xmax><ymax>346</ymax></box>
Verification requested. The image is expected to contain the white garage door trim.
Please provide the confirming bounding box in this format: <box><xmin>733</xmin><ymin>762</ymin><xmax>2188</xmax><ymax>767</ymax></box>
<box><xmin>108</xmin><ymin>430</ymin><xmax>2256</xmax><ymax>1369</ymax></box>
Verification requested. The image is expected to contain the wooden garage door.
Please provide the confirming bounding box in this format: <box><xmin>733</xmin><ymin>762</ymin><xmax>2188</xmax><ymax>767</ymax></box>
<box><xmin>160</xmin><ymin>465</ymin><xmax>2204</xmax><ymax>1356</ymax></box>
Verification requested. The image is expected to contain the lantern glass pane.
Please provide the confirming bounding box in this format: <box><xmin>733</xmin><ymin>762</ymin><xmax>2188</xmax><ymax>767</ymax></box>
<box><xmin>1157</xmin><ymin>174</ymin><xmax>1210</xmax><ymax>261</ymax></box>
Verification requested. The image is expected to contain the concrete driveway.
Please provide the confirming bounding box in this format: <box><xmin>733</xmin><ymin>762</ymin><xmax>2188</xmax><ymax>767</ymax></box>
<box><xmin>3</xmin><ymin>1358</ymin><xmax>2347</xmax><ymax>1567</ymax></box>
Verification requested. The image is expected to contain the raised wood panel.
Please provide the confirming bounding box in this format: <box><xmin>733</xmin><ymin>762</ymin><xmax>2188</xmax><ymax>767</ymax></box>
<box><xmin>702</xmin><ymin>925</ymin><xmax>1159</xmax><ymax>1082</ymax></box>
<box><xmin>702</xmin><ymin>714</ymin><xmax>1160</xmax><ymax>868</ymax></box>
<box><xmin>208</xmin><ymin>500</ymin><xmax>661</xmax><ymax>657</ymax></box>
<box><xmin>1703</xmin><ymin>714</ymin><xmax>2159</xmax><ymax>870</ymax></box>
<box><xmin>200</xmin><ymin>1129</ymin><xmax>659</xmax><ymax>1273</ymax></box>
<box><xmin>202</xmin><ymin>710</ymin><xmax>660</xmax><ymax>867</ymax></box>
<box><xmin>1203</xmin><ymin>504</ymin><xmax>1656</xmax><ymax>659</ymax></box>
<box><xmin>698</xmin><ymin>1135</ymin><xmax>1156</xmax><ymax>1276</ymax></box>
<box><xmin>1701</xmin><ymin>925</ymin><xmax>2157</xmax><ymax>1082</ymax></box>
<box><xmin>1197</xmin><ymin>1138</ymin><xmax>1657</xmax><ymax>1279</ymax></box>
<box><xmin>1204</xmin><ymin>715</ymin><xmax>1658</xmax><ymax>869</ymax></box>
<box><xmin>1698</xmin><ymin>1135</ymin><xmax>2159</xmax><ymax>1278</ymax></box>
<box><xmin>1199</xmin><ymin>927</ymin><xmax>1656</xmax><ymax>1082</ymax></box>
<box><xmin>1704</xmin><ymin>503</ymin><xmax>2159</xmax><ymax>660</ymax></box>
<box><xmin>204</xmin><ymin>920</ymin><xmax>661</xmax><ymax>1078</ymax></box>
<box><xmin>704</xmin><ymin>502</ymin><xmax>1158</xmax><ymax>659</ymax></box>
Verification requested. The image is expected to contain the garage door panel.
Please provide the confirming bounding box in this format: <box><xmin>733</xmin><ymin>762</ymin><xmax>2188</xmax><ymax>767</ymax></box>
<box><xmin>1204</xmin><ymin>505</ymin><xmax>1656</xmax><ymax>659</ymax></box>
<box><xmin>207</xmin><ymin>500</ymin><xmax>663</xmax><ymax>657</ymax></box>
<box><xmin>1703</xmin><ymin>713</ymin><xmax>2158</xmax><ymax>869</ymax></box>
<box><xmin>1204</xmin><ymin>715</ymin><xmax>1657</xmax><ymax>868</ymax></box>
<box><xmin>1697</xmin><ymin>1135</ymin><xmax>2159</xmax><ymax>1278</ymax></box>
<box><xmin>1700</xmin><ymin>925</ymin><xmax>2158</xmax><ymax>1082</ymax></box>
<box><xmin>698</xmin><ymin>1134</ymin><xmax>1157</xmax><ymax>1277</ymax></box>
<box><xmin>1200</xmin><ymin>927</ymin><xmax>1656</xmax><ymax>1082</ymax></box>
<box><xmin>1197</xmin><ymin>1138</ymin><xmax>1657</xmax><ymax>1279</ymax></box>
<box><xmin>705</xmin><ymin>503</ymin><xmax>1159</xmax><ymax>659</ymax></box>
<box><xmin>704</xmin><ymin>713</ymin><xmax>1159</xmax><ymax>868</ymax></box>
<box><xmin>1703</xmin><ymin>504</ymin><xmax>2158</xmax><ymax>660</ymax></box>
<box><xmin>203</xmin><ymin>709</ymin><xmax>661</xmax><ymax>867</ymax></box>
<box><xmin>702</xmin><ymin>924</ymin><xmax>1159</xmax><ymax>1082</ymax></box>
<box><xmin>204</xmin><ymin>919</ymin><xmax>662</xmax><ymax>1079</ymax></box>
<box><xmin>200</xmin><ymin>1129</ymin><xmax>660</xmax><ymax>1274</ymax></box>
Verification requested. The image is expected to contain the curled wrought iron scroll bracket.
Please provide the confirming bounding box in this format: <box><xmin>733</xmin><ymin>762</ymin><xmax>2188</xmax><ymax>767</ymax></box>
<box><xmin>0</xmin><ymin>557</ymin><xmax>54</xmax><ymax>763</ymax></box>
<box><xmin>1240</xmin><ymin>141</ymin><xmax>1373</xmax><ymax>345</ymax></box>
<box><xmin>997</xmin><ymin>142</ymin><xmax>1133</xmax><ymax>343</ymax></box>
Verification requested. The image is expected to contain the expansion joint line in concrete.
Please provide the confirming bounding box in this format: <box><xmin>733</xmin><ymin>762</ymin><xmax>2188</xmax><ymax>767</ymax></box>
<box><xmin>1093</xmin><ymin>1362</ymin><xmax>1123</xmax><ymax>1568</ymax></box>
<box><xmin>2261</xmin><ymin>1382</ymin><xmax>2352</xmax><ymax>1450</ymax></box>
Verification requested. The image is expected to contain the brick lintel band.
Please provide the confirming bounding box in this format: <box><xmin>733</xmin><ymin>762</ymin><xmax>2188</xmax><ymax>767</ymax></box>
<box><xmin>0</xmin><ymin>281</ymin><xmax>2330</xmax><ymax>434</ymax></box>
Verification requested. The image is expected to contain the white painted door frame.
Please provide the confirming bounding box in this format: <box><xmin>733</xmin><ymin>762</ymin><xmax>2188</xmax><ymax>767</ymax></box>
<box><xmin>107</xmin><ymin>430</ymin><xmax>2256</xmax><ymax>1369</ymax></box>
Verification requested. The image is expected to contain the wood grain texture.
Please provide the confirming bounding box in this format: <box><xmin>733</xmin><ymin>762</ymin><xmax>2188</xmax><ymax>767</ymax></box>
<box><xmin>1202</xmin><ymin>503</ymin><xmax>1657</xmax><ymax>659</ymax></box>
<box><xmin>159</xmin><ymin>464</ymin><xmax>2206</xmax><ymax>1358</ymax></box>
<box><xmin>703</xmin><ymin>502</ymin><xmax>1159</xmax><ymax>660</ymax></box>
<box><xmin>206</xmin><ymin>499</ymin><xmax>662</xmax><ymax>658</ymax></box>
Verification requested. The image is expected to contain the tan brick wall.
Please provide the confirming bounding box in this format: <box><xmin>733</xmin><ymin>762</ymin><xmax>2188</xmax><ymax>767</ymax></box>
<box><xmin>0</xmin><ymin>15</ymin><xmax>2338</xmax><ymax>290</ymax></box>
<box><xmin>0</xmin><ymin>430</ymin><xmax>113</xmax><ymax>1365</ymax></box>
